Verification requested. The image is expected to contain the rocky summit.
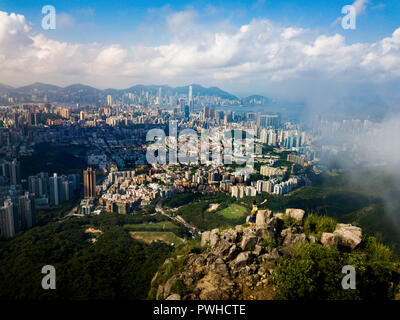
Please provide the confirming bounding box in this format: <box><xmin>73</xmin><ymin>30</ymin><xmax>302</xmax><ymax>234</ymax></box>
<box><xmin>149</xmin><ymin>209</ymin><xmax>363</xmax><ymax>300</ymax></box>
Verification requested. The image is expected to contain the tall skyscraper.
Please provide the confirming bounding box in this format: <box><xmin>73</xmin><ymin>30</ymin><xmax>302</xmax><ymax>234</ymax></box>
<box><xmin>158</xmin><ymin>87</ymin><xmax>162</xmax><ymax>105</ymax></box>
<box><xmin>49</xmin><ymin>173</ymin><xmax>59</xmax><ymax>206</ymax></box>
<box><xmin>0</xmin><ymin>199</ymin><xmax>15</xmax><ymax>238</ymax></box>
<box><xmin>107</xmin><ymin>95</ymin><xmax>112</xmax><ymax>106</ymax></box>
<box><xmin>9</xmin><ymin>159</ymin><xmax>20</xmax><ymax>185</ymax></box>
<box><xmin>188</xmin><ymin>85</ymin><xmax>193</xmax><ymax>112</ymax></box>
<box><xmin>84</xmin><ymin>168</ymin><xmax>96</xmax><ymax>199</ymax></box>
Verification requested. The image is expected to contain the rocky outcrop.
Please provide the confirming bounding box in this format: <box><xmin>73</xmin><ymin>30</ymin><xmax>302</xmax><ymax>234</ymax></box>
<box><xmin>334</xmin><ymin>224</ymin><xmax>362</xmax><ymax>249</ymax></box>
<box><xmin>150</xmin><ymin>210</ymin><xmax>363</xmax><ymax>300</ymax></box>
<box><xmin>285</xmin><ymin>208</ymin><xmax>305</xmax><ymax>224</ymax></box>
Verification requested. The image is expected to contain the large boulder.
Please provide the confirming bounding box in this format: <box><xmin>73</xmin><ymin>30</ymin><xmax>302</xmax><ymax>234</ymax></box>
<box><xmin>229</xmin><ymin>252</ymin><xmax>253</xmax><ymax>271</ymax></box>
<box><xmin>220</xmin><ymin>229</ymin><xmax>238</xmax><ymax>243</ymax></box>
<box><xmin>256</xmin><ymin>210</ymin><xmax>273</xmax><ymax>228</ymax></box>
<box><xmin>209</xmin><ymin>228</ymin><xmax>220</xmax><ymax>248</ymax></box>
<box><xmin>196</xmin><ymin>273</ymin><xmax>235</xmax><ymax>300</ymax></box>
<box><xmin>166</xmin><ymin>294</ymin><xmax>181</xmax><ymax>300</ymax></box>
<box><xmin>160</xmin><ymin>275</ymin><xmax>178</xmax><ymax>299</ymax></box>
<box><xmin>211</xmin><ymin>258</ymin><xmax>229</xmax><ymax>275</ymax></box>
<box><xmin>320</xmin><ymin>232</ymin><xmax>339</xmax><ymax>247</ymax></box>
<box><xmin>255</xmin><ymin>227</ymin><xmax>274</xmax><ymax>240</ymax></box>
<box><xmin>281</xmin><ymin>229</ymin><xmax>307</xmax><ymax>253</ymax></box>
<box><xmin>285</xmin><ymin>209</ymin><xmax>305</xmax><ymax>224</ymax></box>
<box><xmin>201</xmin><ymin>231</ymin><xmax>211</xmax><ymax>247</ymax></box>
<box><xmin>258</xmin><ymin>249</ymin><xmax>280</xmax><ymax>264</ymax></box>
<box><xmin>240</xmin><ymin>234</ymin><xmax>257</xmax><ymax>251</ymax></box>
<box><xmin>235</xmin><ymin>225</ymin><xmax>244</xmax><ymax>234</ymax></box>
<box><xmin>334</xmin><ymin>224</ymin><xmax>362</xmax><ymax>249</ymax></box>
<box><xmin>256</xmin><ymin>210</ymin><xmax>267</xmax><ymax>228</ymax></box>
<box><xmin>212</xmin><ymin>240</ymin><xmax>232</xmax><ymax>257</ymax></box>
<box><xmin>225</xmin><ymin>244</ymin><xmax>240</xmax><ymax>261</ymax></box>
<box><xmin>252</xmin><ymin>244</ymin><xmax>263</xmax><ymax>256</ymax></box>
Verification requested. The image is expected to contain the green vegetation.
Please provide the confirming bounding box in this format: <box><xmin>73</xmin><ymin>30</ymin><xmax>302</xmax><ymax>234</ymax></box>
<box><xmin>36</xmin><ymin>196</ymin><xmax>80</xmax><ymax>225</ymax></box>
<box><xmin>20</xmin><ymin>143</ymin><xmax>88</xmax><ymax>178</ymax></box>
<box><xmin>0</xmin><ymin>214</ymin><xmax>173</xmax><ymax>300</ymax></box>
<box><xmin>148</xmin><ymin>239</ymin><xmax>204</xmax><ymax>299</ymax></box>
<box><xmin>235</xmin><ymin>170</ymin><xmax>400</xmax><ymax>253</ymax></box>
<box><xmin>272</xmin><ymin>240</ymin><xmax>400</xmax><ymax>300</ymax></box>
<box><xmin>304</xmin><ymin>214</ymin><xmax>337</xmax><ymax>239</ymax></box>
<box><xmin>162</xmin><ymin>192</ymin><xmax>200</xmax><ymax>208</ymax></box>
<box><xmin>177</xmin><ymin>201</ymin><xmax>246</xmax><ymax>230</ymax></box>
<box><xmin>216</xmin><ymin>204</ymin><xmax>247</xmax><ymax>219</ymax></box>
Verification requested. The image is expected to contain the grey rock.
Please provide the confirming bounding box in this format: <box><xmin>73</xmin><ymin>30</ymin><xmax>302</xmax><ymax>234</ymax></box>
<box><xmin>156</xmin><ymin>284</ymin><xmax>164</xmax><ymax>300</ymax></box>
<box><xmin>282</xmin><ymin>232</ymin><xmax>307</xmax><ymax>248</ymax></box>
<box><xmin>321</xmin><ymin>232</ymin><xmax>339</xmax><ymax>247</ymax></box>
<box><xmin>230</xmin><ymin>251</ymin><xmax>252</xmax><ymax>270</ymax></box>
<box><xmin>256</xmin><ymin>227</ymin><xmax>274</xmax><ymax>240</ymax></box>
<box><xmin>220</xmin><ymin>229</ymin><xmax>238</xmax><ymax>243</ymax></box>
<box><xmin>201</xmin><ymin>231</ymin><xmax>211</xmax><ymax>247</ymax></box>
<box><xmin>308</xmin><ymin>235</ymin><xmax>318</xmax><ymax>243</ymax></box>
<box><xmin>163</xmin><ymin>275</ymin><xmax>178</xmax><ymax>298</ymax></box>
<box><xmin>213</xmin><ymin>239</ymin><xmax>232</xmax><ymax>257</ymax></box>
<box><xmin>240</xmin><ymin>234</ymin><xmax>257</xmax><ymax>251</ymax></box>
<box><xmin>256</xmin><ymin>210</ymin><xmax>267</xmax><ymax>228</ymax></box>
<box><xmin>334</xmin><ymin>224</ymin><xmax>362</xmax><ymax>249</ymax></box>
<box><xmin>252</xmin><ymin>244</ymin><xmax>263</xmax><ymax>256</ymax></box>
<box><xmin>226</xmin><ymin>244</ymin><xmax>240</xmax><ymax>261</ymax></box>
<box><xmin>210</xmin><ymin>228</ymin><xmax>220</xmax><ymax>248</ymax></box>
<box><xmin>285</xmin><ymin>208</ymin><xmax>305</xmax><ymax>224</ymax></box>
<box><xmin>235</xmin><ymin>225</ymin><xmax>244</xmax><ymax>234</ymax></box>
<box><xmin>258</xmin><ymin>249</ymin><xmax>280</xmax><ymax>264</ymax></box>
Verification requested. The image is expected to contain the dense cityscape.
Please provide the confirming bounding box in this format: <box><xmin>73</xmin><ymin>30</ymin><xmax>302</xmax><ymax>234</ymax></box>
<box><xmin>1</xmin><ymin>83</ymin><xmax>366</xmax><ymax>238</ymax></box>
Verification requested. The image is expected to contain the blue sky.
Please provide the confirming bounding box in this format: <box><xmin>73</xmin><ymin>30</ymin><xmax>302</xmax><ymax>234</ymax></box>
<box><xmin>1</xmin><ymin>0</ymin><xmax>399</xmax><ymax>46</ymax></box>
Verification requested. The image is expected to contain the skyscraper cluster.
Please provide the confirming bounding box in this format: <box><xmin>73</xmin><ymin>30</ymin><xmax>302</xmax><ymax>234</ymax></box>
<box><xmin>0</xmin><ymin>159</ymin><xmax>21</xmax><ymax>185</ymax></box>
<box><xmin>28</xmin><ymin>172</ymin><xmax>80</xmax><ymax>206</ymax></box>
<box><xmin>0</xmin><ymin>191</ymin><xmax>36</xmax><ymax>238</ymax></box>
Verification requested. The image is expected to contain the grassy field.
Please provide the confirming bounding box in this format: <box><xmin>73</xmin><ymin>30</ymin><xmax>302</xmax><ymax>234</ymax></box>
<box><xmin>216</xmin><ymin>204</ymin><xmax>248</xmax><ymax>219</ymax></box>
<box><xmin>129</xmin><ymin>231</ymin><xmax>184</xmax><ymax>245</ymax></box>
<box><xmin>123</xmin><ymin>221</ymin><xmax>179</xmax><ymax>232</ymax></box>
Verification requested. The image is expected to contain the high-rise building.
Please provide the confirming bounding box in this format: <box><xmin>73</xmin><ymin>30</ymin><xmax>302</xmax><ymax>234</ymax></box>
<box><xmin>107</xmin><ymin>95</ymin><xmax>112</xmax><ymax>106</ymax></box>
<box><xmin>0</xmin><ymin>159</ymin><xmax>21</xmax><ymax>185</ymax></box>
<box><xmin>15</xmin><ymin>192</ymin><xmax>36</xmax><ymax>230</ymax></box>
<box><xmin>49</xmin><ymin>173</ymin><xmax>59</xmax><ymax>206</ymax></box>
<box><xmin>0</xmin><ymin>199</ymin><xmax>14</xmax><ymax>238</ymax></box>
<box><xmin>188</xmin><ymin>85</ymin><xmax>194</xmax><ymax>112</ymax></box>
<box><xmin>84</xmin><ymin>168</ymin><xmax>96</xmax><ymax>199</ymax></box>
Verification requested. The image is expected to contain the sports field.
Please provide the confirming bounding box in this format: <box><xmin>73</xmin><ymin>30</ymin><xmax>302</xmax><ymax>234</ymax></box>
<box><xmin>129</xmin><ymin>231</ymin><xmax>184</xmax><ymax>245</ymax></box>
<box><xmin>123</xmin><ymin>221</ymin><xmax>179</xmax><ymax>232</ymax></box>
<box><xmin>216</xmin><ymin>204</ymin><xmax>248</xmax><ymax>219</ymax></box>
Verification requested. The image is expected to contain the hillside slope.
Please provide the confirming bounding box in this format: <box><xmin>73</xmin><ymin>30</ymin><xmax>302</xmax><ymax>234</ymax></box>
<box><xmin>149</xmin><ymin>209</ymin><xmax>400</xmax><ymax>300</ymax></box>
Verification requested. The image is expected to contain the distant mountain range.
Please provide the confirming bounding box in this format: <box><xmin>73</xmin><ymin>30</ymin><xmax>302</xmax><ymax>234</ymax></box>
<box><xmin>0</xmin><ymin>82</ymin><xmax>270</xmax><ymax>105</ymax></box>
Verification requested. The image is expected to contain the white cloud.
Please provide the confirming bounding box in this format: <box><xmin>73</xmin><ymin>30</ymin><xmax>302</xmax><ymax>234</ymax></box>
<box><xmin>353</xmin><ymin>0</ymin><xmax>370</xmax><ymax>15</ymax></box>
<box><xmin>0</xmin><ymin>9</ymin><xmax>400</xmax><ymax>113</ymax></box>
<box><xmin>166</xmin><ymin>10</ymin><xmax>198</xmax><ymax>32</ymax></box>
